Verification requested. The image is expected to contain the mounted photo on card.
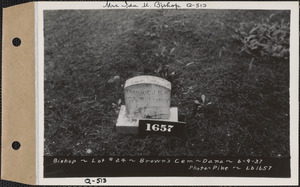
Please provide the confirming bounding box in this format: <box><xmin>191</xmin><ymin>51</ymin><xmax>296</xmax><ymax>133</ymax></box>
<box><xmin>1</xmin><ymin>1</ymin><xmax>298</xmax><ymax>186</ymax></box>
<box><xmin>40</xmin><ymin>3</ymin><xmax>296</xmax><ymax>183</ymax></box>
<box><xmin>38</xmin><ymin>2</ymin><xmax>297</xmax><ymax>185</ymax></box>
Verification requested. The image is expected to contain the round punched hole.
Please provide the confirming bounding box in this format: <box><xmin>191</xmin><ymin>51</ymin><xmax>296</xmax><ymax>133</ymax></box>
<box><xmin>12</xmin><ymin>37</ymin><xmax>21</xmax><ymax>47</ymax></box>
<box><xmin>12</xmin><ymin>141</ymin><xmax>21</xmax><ymax>150</ymax></box>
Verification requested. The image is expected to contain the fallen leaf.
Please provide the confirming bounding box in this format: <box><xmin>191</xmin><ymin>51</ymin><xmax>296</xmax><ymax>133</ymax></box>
<box><xmin>86</xmin><ymin>149</ymin><xmax>92</xmax><ymax>154</ymax></box>
<box><xmin>201</xmin><ymin>94</ymin><xmax>206</xmax><ymax>103</ymax></box>
<box><xmin>185</xmin><ymin>62</ymin><xmax>195</xmax><ymax>67</ymax></box>
<box><xmin>113</xmin><ymin>75</ymin><xmax>120</xmax><ymax>81</ymax></box>
<box><xmin>175</xmin><ymin>59</ymin><xmax>184</xmax><ymax>64</ymax></box>
<box><xmin>170</xmin><ymin>47</ymin><xmax>176</xmax><ymax>54</ymax></box>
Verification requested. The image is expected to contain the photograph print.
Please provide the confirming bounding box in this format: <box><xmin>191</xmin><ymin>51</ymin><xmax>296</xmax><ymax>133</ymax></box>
<box><xmin>43</xmin><ymin>8</ymin><xmax>291</xmax><ymax>178</ymax></box>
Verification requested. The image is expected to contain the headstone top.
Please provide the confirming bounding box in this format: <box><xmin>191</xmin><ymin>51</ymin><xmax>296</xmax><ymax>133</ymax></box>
<box><xmin>124</xmin><ymin>75</ymin><xmax>171</xmax><ymax>119</ymax></box>
<box><xmin>124</xmin><ymin>75</ymin><xmax>171</xmax><ymax>90</ymax></box>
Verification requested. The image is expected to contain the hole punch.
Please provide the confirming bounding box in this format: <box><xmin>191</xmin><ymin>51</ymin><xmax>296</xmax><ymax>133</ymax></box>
<box><xmin>12</xmin><ymin>37</ymin><xmax>21</xmax><ymax>47</ymax></box>
<box><xmin>12</xmin><ymin>141</ymin><xmax>21</xmax><ymax>150</ymax></box>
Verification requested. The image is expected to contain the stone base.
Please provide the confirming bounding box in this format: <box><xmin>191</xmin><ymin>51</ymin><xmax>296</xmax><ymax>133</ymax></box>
<box><xmin>116</xmin><ymin>105</ymin><xmax>178</xmax><ymax>134</ymax></box>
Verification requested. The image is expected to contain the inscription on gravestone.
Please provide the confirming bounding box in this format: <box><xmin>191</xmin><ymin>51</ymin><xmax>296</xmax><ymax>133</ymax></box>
<box><xmin>124</xmin><ymin>76</ymin><xmax>171</xmax><ymax>119</ymax></box>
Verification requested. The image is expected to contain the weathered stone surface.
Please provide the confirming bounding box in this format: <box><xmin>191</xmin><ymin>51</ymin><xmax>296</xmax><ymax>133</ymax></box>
<box><xmin>124</xmin><ymin>76</ymin><xmax>171</xmax><ymax>119</ymax></box>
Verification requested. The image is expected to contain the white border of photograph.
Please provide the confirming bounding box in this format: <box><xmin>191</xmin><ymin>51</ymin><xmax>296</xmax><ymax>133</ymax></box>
<box><xmin>36</xmin><ymin>1</ymin><xmax>299</xmax><ymax>185</ymax></box>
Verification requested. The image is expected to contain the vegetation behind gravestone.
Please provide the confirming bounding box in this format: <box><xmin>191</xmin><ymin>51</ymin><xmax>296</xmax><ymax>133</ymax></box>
<box><xmin>232</xmin><ymin>13</ymin><xmax>290</xmax><ymax>62</ymax></box>
<box><xmin>43</xmin><ymin>10</ymin><xmax>290</xmax><ymax>157</ymax></box>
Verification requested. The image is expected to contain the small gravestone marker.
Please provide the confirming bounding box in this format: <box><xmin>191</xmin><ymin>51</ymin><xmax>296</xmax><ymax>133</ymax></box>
<box><xmin>116</xmin><ymin>75</ymin><xmax>184</xmax><ymax>135</ymax></box>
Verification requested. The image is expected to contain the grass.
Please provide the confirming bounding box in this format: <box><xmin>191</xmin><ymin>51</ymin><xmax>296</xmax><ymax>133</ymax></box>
<box><xmin>44</xmin><ymin>9</ymin><xmax>290</xmax><ymax>157</ymax></box>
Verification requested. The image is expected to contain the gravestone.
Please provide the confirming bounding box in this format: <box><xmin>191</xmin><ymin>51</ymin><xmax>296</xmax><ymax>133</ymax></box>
<box><xmin>124</xmin><ymin>76</ymin><xmax>171</xmax><ymax>119</ymax></box>
<box><xmin>116</xmin><ymin>75</ymin><xmax>184</xmax><ymax>135</ymax></box>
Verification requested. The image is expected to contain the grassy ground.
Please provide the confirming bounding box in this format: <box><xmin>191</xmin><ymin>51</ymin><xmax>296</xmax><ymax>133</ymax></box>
<box><xmin>44</xmin><ymin>9</ymin><xmax>290</xmax><ymax>157</ymax></box>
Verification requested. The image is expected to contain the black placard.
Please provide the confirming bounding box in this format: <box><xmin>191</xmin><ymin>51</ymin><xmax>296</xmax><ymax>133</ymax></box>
<box><xmin>138</xmin><ymin>119</ymin><xmax>186</xmax><ymax>136</ymax></box>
